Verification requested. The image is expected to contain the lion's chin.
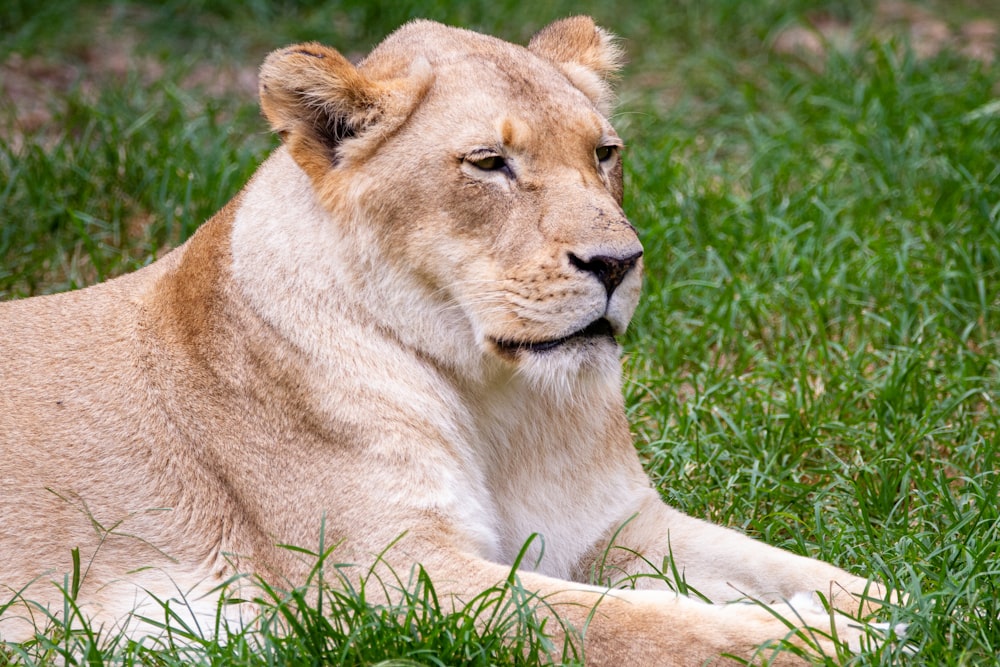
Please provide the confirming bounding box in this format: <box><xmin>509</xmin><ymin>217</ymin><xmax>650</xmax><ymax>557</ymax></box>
<box><xmin>490</xmin><ymin>318</ymin><xmax>617</xmax><ymax>360</ymax></box>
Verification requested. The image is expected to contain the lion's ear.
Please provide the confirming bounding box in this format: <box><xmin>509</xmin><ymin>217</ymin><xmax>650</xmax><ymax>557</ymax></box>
<box><xmin>259</xmin><ymin>42</ymin><xmax>430</xmax><ymax>178</ymax></box>
<box><xmin>528</xmin><ymin>16</ymin><xmax>624</xmax><ymax>115</ymax></box>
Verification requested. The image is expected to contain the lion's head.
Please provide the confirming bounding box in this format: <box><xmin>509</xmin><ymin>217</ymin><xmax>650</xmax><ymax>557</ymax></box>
<box><xmin>256</xmin><ymin>17</ymin><xmax>642</xmax><ymax>387</ymax></box>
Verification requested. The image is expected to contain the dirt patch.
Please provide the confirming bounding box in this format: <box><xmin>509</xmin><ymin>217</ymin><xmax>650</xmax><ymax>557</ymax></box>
<box><xmin>772</xmin><ymin>0</ymin><xmax>998</xmax><ymax>65</ymax></box>
<box><xmin>0</xmin><ymin>14</ymin><xmax>257</xmax><ymax>151</ymax></box>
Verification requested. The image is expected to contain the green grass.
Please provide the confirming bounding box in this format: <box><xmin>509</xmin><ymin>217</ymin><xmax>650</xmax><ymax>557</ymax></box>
<box><xmin>2</xmin><ymin>537</ymin><xmax>579</xmax><ymax>666</ymax></box>
<box><xmin>3</xmin><ymin>0</ymin><xmax>999</xmax><ymax>664</ymax></box>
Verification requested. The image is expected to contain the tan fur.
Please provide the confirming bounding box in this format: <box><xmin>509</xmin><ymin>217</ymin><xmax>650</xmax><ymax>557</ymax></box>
<box><xmin>0</xmin><ymin>17</ymin><xmax>888</xmax><ymax>663</ymax></box>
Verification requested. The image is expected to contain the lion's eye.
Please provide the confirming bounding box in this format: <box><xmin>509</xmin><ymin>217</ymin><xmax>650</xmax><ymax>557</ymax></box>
<box><xmin>596</xmin><ymin>145</ymin><xmax>617</xmax><ymax>163</ymax></box>
<box><xmin>469</xmin><ymin>154</ymin><xmax>507</xmax><ymax>172</ymax></box>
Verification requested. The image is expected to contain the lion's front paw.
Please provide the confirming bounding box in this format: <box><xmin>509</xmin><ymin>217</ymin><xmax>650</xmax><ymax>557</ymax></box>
<box><xmin>781</xmin><ymin>592</ymin><xmax>911</xmax><ymax>656</ymax></box>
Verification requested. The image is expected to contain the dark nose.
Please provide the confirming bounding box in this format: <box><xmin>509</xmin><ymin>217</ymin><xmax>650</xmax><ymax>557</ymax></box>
<box><xmin>568</xmin><ymin>250</ymin><xmax>643</xmax><ymax>297</ymax></box>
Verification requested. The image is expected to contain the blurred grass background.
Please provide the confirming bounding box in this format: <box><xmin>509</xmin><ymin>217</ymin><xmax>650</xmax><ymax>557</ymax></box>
<box><xmin>2</xmin><ymin>0</ymin><xmax>999</xmax><ymax>664</ymax></box>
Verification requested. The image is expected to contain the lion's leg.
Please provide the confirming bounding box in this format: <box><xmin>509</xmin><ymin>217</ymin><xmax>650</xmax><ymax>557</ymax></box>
<box><xmin>416</xmin><ymin>549</ymin><xmax>863</xmax><ymax>665</ymax></box>
<box><xmin>580</xmin><ymin>491</ymin><xmax>884</xmax><ymax>616</ymax></box>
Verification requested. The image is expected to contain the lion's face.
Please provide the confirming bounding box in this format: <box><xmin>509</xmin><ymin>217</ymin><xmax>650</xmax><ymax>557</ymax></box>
<box><xmin>258</xmin><ymin>19</ymin><xmax>641</xmax><ymax>378</ymax></box>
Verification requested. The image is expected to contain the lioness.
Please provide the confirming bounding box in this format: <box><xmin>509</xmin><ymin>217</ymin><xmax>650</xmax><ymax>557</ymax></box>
<box><xmin>1</xmin><ymin>17</ymin><xmax>891</xmax><ymax>664</ymax></box>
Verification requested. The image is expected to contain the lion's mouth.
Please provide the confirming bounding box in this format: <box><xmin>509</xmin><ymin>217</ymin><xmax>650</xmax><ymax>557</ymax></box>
<box><xmin>491</xmin><ymin>318</ymin><xmax>616</xmax><ymax>356</ymax></box>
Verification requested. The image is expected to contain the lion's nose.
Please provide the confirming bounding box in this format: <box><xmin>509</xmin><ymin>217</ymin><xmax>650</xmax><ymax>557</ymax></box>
<box><xmin>568</xmin><ymin>249</ymin><xmax>643</xmax><ymax>297</ymax></box>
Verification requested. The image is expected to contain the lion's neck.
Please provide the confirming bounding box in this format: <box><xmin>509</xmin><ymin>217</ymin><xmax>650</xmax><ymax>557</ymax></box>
<box><xmin>229</xmin><ymin>148</ymin><xmax>485</xmax><ymax>378</ymax></box>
